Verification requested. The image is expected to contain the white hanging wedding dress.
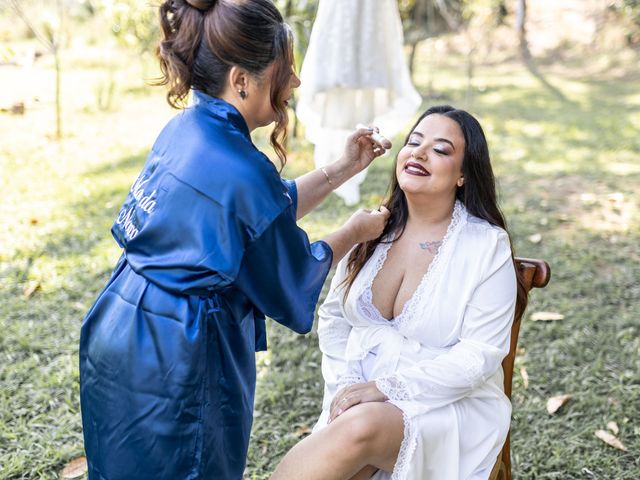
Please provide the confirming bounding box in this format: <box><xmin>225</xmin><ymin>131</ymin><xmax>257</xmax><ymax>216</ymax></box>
<box><xmin>296</xmin><ymin>0</ymin><xmax>422</xmax><ymax>205</ymax></box>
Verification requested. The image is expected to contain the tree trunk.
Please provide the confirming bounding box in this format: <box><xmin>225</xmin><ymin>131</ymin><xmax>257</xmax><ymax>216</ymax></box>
<box><xmin>291</xmin><ymin>98</ymin><xmax>299</xmax><ymax>139</ymax></box>
<box><xmin>514</xmin><ymin>0</ymin><xmax>568</xmax><ymax>102</ymax></box>
<box><xmin>408</xmin><ymin>40</ymin><xmax>419</xmax><ymax>80</ymax></box>
<box><xmin>465</xmin><ymin>43</ymin><xmax>474</xmax><ymax>108</ymax></box>
<box><xmin>54</xmin><ymin>45</ymin><xmax>62</xmax><ymax>140</ymax></box>
<box><xmin>284</xmin><ymin>0</ymin><xmax>294</xmax><ymax>18</ymax></box>
<box><xmin>515</xmin><ymin>0</ymin><xmax>532</xmax><ymax>64</ymax></box>
<box><xmin>54</xmin><ymin>0</ymin><xmax>63</xmax><ymax>140</ymax></box>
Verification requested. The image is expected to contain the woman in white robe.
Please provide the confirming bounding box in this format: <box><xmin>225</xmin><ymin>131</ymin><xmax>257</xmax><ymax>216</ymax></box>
<box><xmin>271</xmin><ymin>105</ymin><xmax>527</xmax><ymax>480</ymax></box>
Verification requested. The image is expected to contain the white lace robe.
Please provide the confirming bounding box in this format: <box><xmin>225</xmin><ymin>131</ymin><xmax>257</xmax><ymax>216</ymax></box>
<box><xmin>314</xmin><ymin>202</ymin><xmax>517</xmax><ymax>480</ymax></box>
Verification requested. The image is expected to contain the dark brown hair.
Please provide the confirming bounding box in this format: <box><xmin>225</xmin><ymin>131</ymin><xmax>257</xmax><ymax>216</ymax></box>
<box><xmin>343</xmin><ymin>105</ymin><xmax>528</xmax><ymax>320</ymax></box>
<box><xmin>155</xmin><ymin>0</ymin><xmax>293</xmax><ymax>168</ymax></box>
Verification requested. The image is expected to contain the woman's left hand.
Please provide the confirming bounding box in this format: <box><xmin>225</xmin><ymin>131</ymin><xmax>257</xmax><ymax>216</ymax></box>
<box><xmin>338</xmin><ymin>126</ymin><xmax>392</xmax><ymax>176</ymax></box>
<box><xmin>329</xmin><ymin>381</ymin><xmax>388</xmax><ymax>423</ymax></box>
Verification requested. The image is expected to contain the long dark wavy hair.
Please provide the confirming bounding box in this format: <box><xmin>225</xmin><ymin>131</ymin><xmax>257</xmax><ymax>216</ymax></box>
<box><xmin>343</xmin><ymin>105</ymin><xmax>528</xmax><ymax>320</ymax></box>
<box><xmin>154</xmin><ymin>0</ymin><xmax>294</xmax><ymax>169</ymax></box>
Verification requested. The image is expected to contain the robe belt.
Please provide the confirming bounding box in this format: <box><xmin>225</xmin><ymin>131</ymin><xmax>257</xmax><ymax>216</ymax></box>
<box><xmin>205</xmin><ymin>295</ymin><xmax>221</xmax><ymax>315</ymax></box>
<box><xmin>345</xmin><ymin>324</ymin><xmax>422</xmax><ymax>373</ymax></box>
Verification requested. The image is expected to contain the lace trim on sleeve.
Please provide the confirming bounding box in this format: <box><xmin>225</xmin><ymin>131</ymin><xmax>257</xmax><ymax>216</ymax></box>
<box><xmin>375</xmin><ymin>375</ymin><xmax>410</xmax><ymax>401</ymax></box>
<box><xmin>462</xmin><ymin>350</ymin><xmax>486</xmax><ymax>388</ymax></box>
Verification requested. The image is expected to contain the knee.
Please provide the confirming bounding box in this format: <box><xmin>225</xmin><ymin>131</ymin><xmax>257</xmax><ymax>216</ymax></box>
<box><xmin>336</xmin><ymin>404</ymin><xmax>381</xmax><ymax>452</ymax></box>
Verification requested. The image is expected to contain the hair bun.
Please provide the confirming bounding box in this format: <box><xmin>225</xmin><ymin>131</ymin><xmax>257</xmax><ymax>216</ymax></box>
<box><xmin>185</xmin><ymin>0</ymin><xmax>215</xmax><ymax>12</ymax></box>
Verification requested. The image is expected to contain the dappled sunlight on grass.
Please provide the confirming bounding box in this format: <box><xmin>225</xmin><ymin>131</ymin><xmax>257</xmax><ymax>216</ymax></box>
<box><xmin>601</xmin><ymin>157</ymin><xmax>640</xmax><ymax>176</ymax></box>
<box><xmin>256</xmin><ymin>350</ymin><xmax>273</xmax><ymax>381</ymax></box>
<box><xmin>572</xmin><ymin>192</ymin><xmax>637</xmax><ymax>234</ymax></box>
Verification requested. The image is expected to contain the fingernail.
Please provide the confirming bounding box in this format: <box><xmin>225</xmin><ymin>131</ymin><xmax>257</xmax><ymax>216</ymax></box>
<box><xmin>337</xmin><ymin>409</ymin><xmax>342</xmax><ymax>415</ymax></box>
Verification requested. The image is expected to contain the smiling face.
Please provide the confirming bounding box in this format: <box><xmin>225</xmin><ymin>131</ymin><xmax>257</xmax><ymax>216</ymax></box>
<box><xmin>396</xmin><ymin>114</ymin><xmax>466</xmax><ymax>199</ymax></box>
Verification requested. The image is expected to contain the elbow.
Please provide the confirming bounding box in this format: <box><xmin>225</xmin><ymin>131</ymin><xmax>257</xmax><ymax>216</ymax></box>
<box><xmin>295</xmin><ymin>308</ymin><xmax>316</xmax><ymax>334</ymax></box>
<box><xmin>291</xmin><ymin>319</ymin><xmax>313</xmax><ymax>335</ymax></box>
<box><xmin>276</xmin><ymin>310</ymin><xmax>313</xmax><ymax>334</ymax></box>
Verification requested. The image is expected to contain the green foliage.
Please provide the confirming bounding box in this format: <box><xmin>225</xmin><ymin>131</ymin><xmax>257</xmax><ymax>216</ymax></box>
<box><xmin>460</xmin><ymin>0</ymin><xmax>504</xmax><ymax>23</ymax></box>
<box><xmin>400</xmin><ymin>0</ymin><xmax>464</xmax><ymax>42</ymax></box>
<box><xmin>612</xmin><ymin>0</ymin><xmax>640</xmax><ymax>44</ymax></box>
<box><xmin>620</xmin><ymin>0</ymin><xmax>640</xmax><ymax>24</ymax></box>
<box><xmin>99</xmin><ymin>0</ymin><xmax>159</xmax><ymax>54</ymax></box>
<box><xmin>276</xmin><ymin>0</ymin><xmax>318</xmax><ymax>67</ymax></box>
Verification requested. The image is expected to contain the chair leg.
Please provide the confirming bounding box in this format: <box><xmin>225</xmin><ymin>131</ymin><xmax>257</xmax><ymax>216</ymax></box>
<box><xmin>488</xmin><ymin>456</ymin><xmax>502</xmax><ymax>480</ymax></box>
<box><xmin>502</xmin><ymin>432</ymin><xmax>512</xmax><ymax>480</ymax></box>
<box><xmin>499</xmin><ymin>461</ymin><xmax>508</xmax><ymax>480</ymax></box>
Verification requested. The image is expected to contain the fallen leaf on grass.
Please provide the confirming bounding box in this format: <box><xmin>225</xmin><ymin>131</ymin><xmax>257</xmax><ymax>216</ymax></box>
<box><xmin>580</xmin><ymin>193</ymin><xmax>597</xmax><ymax>205</ymax></box>
<box><xmin>61</xmin><ymin>457</ymin><xmax>88</xmax><ymax>479</ymax></box>
<box><xmin>527</xmin><ymin>233</ymin><xmax>542</xmax><ymax>243</ymax></box>
<box><xmin>520</xmin><ymin>367</ymin><xmax>529</xmax><ymax>389</ymax></box>
<box><xmin>73</xmin><ymin>302</ymin><xmax>87</xmax><ymax>311</ymax></box>
<box><xmin>595</xmin><ymin>429</ymin><xmax>627</xmax><ymax>451</ymax></box>
<box><xmin>23</xmin><ymin>281</ymin><xmax>40</xmax><ymax>298</ymax></box>
<box><xmin>294</xmin><ymin>424</ymin><xmax>312</xmax><ymax>438</ymax></box>
<box><xmin>607</xmin><ymin>421</ymin><xmax>620</xmax><ymax>435</ymax></box>
<box><xmin>531</xmin><ymin>311</ymin><xmax>564</xmax><ymax>322</ymax></box>
<box><xmin>607</xmin><ymin>192</ymin><xmax>624</xmax><ymax>203</ymax></box>
<box><xmin>546</xmin><ymin>394</ymin><xmax>571</xmax><ymax>414</ymax></box>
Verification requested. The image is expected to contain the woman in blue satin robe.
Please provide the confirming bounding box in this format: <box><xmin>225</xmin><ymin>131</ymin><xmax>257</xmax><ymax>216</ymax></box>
<box><xmin>79</xmin><ymin>1</ymin><xmax>391</xmax><ymax>479</ymax></box>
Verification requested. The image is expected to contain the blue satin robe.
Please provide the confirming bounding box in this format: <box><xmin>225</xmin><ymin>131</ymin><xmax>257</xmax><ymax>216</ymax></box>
<box><xmin>79</xmin><ymin>92</ymin><xmax>332</xmax><ymax>479</ymax></box>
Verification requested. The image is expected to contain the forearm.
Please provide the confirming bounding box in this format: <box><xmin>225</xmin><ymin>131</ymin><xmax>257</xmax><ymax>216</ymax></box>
<box><xmin>321</xmin><ymin>225</ymin><xmax>358</xmax><ymax>269</ymax></box>
<box><xmin>294</xmin><ymin>161</ymin><xmax>356</xmax><ymax>220</ymax></box>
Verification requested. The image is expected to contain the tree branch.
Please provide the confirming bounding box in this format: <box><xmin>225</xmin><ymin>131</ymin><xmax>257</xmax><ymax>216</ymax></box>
<box><xmin>7</xmin><ymin>0</ymin><xmax>54</xmax><ymax>50</ymax></box>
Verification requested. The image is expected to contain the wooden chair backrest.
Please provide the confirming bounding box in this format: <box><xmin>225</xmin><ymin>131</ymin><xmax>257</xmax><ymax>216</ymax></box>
<box><xmin>503</xmin><ymin>258</ymin><xmax>551</xmax><ymax>398</ymax></box>
<box><xmin>492</xmin><ymin>257</ymin><xmax>551</xmax><ymax>480</ymax></box>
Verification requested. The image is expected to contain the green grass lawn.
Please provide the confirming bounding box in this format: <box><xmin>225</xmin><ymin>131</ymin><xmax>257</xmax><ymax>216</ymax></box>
<box><xmin>1</xmin><ymin>45</ymin><xmax>639</xmax><ymax>479</ymax></box>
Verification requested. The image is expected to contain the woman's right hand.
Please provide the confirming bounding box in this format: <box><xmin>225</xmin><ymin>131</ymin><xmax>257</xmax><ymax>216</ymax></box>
<box><xmin>322</xmin><ymin>206</ymin><xmax>390</xmax><ymax>267</ymax></box>
<box><xmin>344</xmin><ymin>206</ymin><xmax>390</xmax><ymax>244</ymax></box>
<box><xmin>334</xmin><ymin>127</ymin><xmax>392</xmax><ymax>178</ymax></box>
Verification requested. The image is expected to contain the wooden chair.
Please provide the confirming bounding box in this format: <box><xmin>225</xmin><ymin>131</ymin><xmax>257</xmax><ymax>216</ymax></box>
<box><xmin>489</xmin><ymin>257</ymin><xmax>551</xmax><ymax>480</ymax></box>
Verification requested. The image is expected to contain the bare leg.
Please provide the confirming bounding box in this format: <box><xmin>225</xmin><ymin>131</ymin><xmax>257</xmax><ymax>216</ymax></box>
<box><xmin>270</xmin><ymin>403</ymin><xmax>405</xmax><ymax>480</ymax></box>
